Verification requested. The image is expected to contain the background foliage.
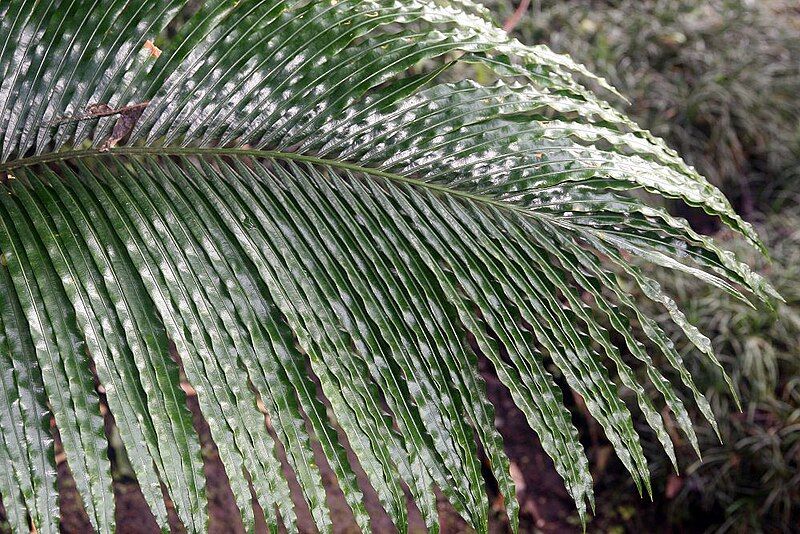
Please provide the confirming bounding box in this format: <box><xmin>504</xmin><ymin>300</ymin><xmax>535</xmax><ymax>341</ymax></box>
<box><xmin>486</xmin><ymin>0</ymin><xmax>800</xmax><ymax>213</ymax></box>
<box><xmin>478</xmin><ymin>1</ymin><xmax>800</xmax><ymax>532</ymax></box>
<box><xmin>635</xmin><ymin>211</ymin><xmax>800</xmax><ymax>533</ymax></box>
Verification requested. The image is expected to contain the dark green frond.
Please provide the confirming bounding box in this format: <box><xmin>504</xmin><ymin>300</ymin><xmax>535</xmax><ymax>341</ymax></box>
<box><xmin>0</xmin><ymin>0</ymin><xmax>777</xmax><ymax>532</ymax></box>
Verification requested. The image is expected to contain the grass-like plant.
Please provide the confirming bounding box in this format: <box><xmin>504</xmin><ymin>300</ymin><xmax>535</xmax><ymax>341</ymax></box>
<box><xmin>486</xmin><ymin>0</ymin><xmax>800</xmax><ymax>214</ymax></box>
<box><xmin>631</xmin><ymin>211</ymin><xmax>800</xmax><ymax>532</ymax></box>
<box><xmin>0</xmin><ymin>0</ymin><xmax>779</xmax><ymax>532</ymax></box>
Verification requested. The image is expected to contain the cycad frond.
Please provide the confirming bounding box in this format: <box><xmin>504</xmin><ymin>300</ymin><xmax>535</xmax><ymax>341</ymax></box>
<box><xmin>0</xmin><ymin>1</ymin><xmax>777</xmax><ymax>532</ymax></box>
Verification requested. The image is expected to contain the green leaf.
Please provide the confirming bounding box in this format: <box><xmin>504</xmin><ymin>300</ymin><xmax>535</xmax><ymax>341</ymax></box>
<box><xmin>21</xmin><ymin>165</ymin><xmax>208</xmax><ymax>532</ymax></box>
<box><xmin>0</xmin><ymin>187</ymin><xmax>113</xmax><ymax>533</ymax></box>
<box><xmin>0</xmin><ymin>243</ymin><xmax>58</xmax><ymax>534</ymax></box>
<box><xmin>0</xmin><ymin>0</ymin><xmax>777</xmax><ymax>532</ymax></box>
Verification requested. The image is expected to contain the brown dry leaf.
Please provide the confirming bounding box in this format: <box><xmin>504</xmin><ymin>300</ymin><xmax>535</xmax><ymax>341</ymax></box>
<box><xmin>180</xmin><ymin>380</ymin><xmax>197</xmax><ymax>397</ymax></box>
<box><xmin>665</xmin><ymin>474</ymin><xmax>684</xmax><ymax>499</ymax></box>
<box><xmin>510</xmin><ymin>461</ymin><xmax>526</xmax><ymax>494</ymax></box>
<box><xmin>592</xmin><ymin>444</ymin><xmax>613</xmax><ymax>483</ymax></box>
<box><xmin>143</xmin><ymin>39</ymin><xmax>162</xmax><ymax>58</ymax></box>
<box><xmin>102</xmin><ymin>101</ymin><xmax>149</xmax><ymax>150</ymax></box>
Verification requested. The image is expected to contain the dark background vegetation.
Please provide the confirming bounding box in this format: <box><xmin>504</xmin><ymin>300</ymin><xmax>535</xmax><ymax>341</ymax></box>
<box><xmin>2</xmin><ymin>1</ymin><xmax>797</xmax><ymax>532</ymax></box>
<box><xmin>478</xmin><ymin>1</ymin><xmax>799</xmax><ymax>532</ymax></box>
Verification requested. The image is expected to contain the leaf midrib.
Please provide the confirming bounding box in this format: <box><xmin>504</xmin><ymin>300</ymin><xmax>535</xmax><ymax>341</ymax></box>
<box><xmin>0</xmin><ymin>145</ymin><xmax>537</xmax><ymax>219</ymax></box>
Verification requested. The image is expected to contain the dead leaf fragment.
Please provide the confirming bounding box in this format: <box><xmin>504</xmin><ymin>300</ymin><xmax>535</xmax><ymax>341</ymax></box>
<box><xmin>101</xmin><ymin>101</ymin><xmax>149</xmax><ymax>150</ymax></box>
<box><xmin>666</xmin><ymin>474</ymin><xmax>684</xmax><ymax>499</ymax></box>
<box><xmin>144</xmin><ymin>39</ymin><xmax>162</xmax><ymax>58</ymax></box>
<box><xmin>510</xmin><ymin>461</ymin><xmax>526</xmax><ymax>494</ymax></box>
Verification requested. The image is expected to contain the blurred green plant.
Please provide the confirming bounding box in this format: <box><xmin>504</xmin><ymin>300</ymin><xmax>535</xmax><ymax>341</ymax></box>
<box><xmin>477</xmin><ymin>2</ymin><xmax>800</xmax><ymax>530</ymax></box>
<box><xmin>484</xmin><ymin>0</ymin><xmax>800</xmax><ymax>214</ymax></box>
<box><xmin>632</xmin><ymin>210</ymin><xmax>800</xmax><ymax>532</ymax></box>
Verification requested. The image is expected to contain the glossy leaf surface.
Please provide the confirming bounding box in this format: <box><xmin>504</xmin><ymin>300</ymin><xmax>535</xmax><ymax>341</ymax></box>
<box><xmin>0</xmin><ymin>0</ymin><xmax>776</xmax><ymax>532</ymax></box>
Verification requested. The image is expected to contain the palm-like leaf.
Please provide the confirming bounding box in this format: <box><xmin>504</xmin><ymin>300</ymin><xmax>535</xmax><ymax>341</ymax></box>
<box><xmin>0</xmin><ymin>1</ymin><xmax>778</xmax><ymax>532</ymax></box>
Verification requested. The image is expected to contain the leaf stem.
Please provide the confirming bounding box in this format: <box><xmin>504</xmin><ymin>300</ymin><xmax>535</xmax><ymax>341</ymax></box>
<box><xmin>1</xmin><ymin>145</ymin><xmax>543</xmax><ymax>220</ymax></box>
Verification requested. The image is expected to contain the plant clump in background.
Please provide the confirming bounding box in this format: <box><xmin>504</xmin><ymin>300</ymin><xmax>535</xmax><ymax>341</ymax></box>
<box><xmin>485</xmin><ymin>0</ymin><xmax>800</xmax><ymax>216</ymax></box>
<box><xmin>631</xmin><ymin>211</ymin><xmax>800</xmax><ymax>533</ymax></box>
<box><xmin>477</xmin><ymin>1</ymin><xmax>800</xmax><ymax>531</ymax></box>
